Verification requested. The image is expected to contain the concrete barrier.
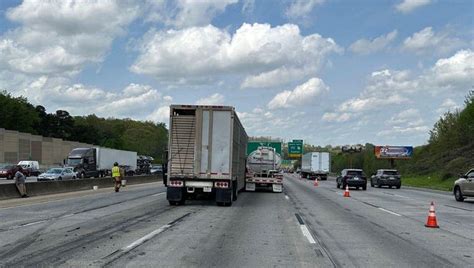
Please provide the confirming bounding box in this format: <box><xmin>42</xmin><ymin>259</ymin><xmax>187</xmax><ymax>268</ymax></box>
<box><xmin>0</xmin><ymin>175</ymin><xmax>162</xmax><ymax>200</ymax></box>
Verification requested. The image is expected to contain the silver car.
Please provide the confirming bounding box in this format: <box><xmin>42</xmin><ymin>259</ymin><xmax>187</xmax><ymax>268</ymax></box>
<box><xmin>454</xmin><ymin>168</ymin><xmax>474</xmax><ymax>202</ymax></box>
<box><xmin>38</xmin><ymin>168</ymin><xmax>76</xmax><ymax>181</ymax></box>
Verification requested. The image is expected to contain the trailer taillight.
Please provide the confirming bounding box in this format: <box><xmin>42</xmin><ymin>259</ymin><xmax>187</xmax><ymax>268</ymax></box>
<box><xmin>214</xmin><ymin>181</ymin><xmax>229</xmax><ymax>188</ymax></box>
<box><xmin>169</xmin><ymin>180</ymin><xmax>184</xmax><ymax>187</ymax></box>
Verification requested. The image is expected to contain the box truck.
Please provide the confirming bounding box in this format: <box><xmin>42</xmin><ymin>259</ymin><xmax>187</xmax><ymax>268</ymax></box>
<box><xmin>67</xmin><ymin>147</ymin><xmax>137</xmax><ymax>178</ymax></box>
<box><xmin>301</xmin><ymin>152</ymin><xmax>330</xmax><ymax>180</ymax></box>
<box><xmin>166</xmin><ymin>105</ymin><xmax>248</xmax><ymax>206</ymax></box>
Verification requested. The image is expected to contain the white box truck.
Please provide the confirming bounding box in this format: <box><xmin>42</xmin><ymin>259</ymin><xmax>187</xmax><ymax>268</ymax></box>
<box><xmin>166</xmin><ymin>105</ymin><xmax>248</xmax><ymax>206</ymax></box>
<box><xmin>67</xmin><ymin>147</ymin><xmax>137</xmax><ymax>178</ymax></box>
<box><xmin>301</xmin><ymin>152</ymin><xmax>330</xmax><ymax>180</ymax></box>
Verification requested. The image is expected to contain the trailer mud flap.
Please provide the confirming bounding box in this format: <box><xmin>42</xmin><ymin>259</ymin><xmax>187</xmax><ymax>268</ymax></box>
<box><xmin>167</xmin><ymin>187</ymin><xmax>184</xmax><ymax>201</ymax></box>
<box><xmin>245</xmin><ymin>182</ymin><xmax>256</xmax><ymax>191</ymax></box>
<box><xmin>272</xmin><ymin>184</ymin><xmax>283</xmax><ymax>193</ymax></box>
<box><xmin>215</xmin><ymin>188</ymin><xmax>232</xmax><ymax>203</ymax></box>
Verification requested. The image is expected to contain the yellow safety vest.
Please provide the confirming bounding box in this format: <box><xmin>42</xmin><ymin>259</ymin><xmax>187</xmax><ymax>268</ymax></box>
<box><xmin>112</xmin><ymin>166</ymin><xmax>120</xmax><ymax>177</ymax></box>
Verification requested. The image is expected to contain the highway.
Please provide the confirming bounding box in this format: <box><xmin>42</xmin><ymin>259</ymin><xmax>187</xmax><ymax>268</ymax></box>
<box><xmin>0</xmin><ymin>175</ymin><xmax>473</xmax><ymax>267</ymax></box>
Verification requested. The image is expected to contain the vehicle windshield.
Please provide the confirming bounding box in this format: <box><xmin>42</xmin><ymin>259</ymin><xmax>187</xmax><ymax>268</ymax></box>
<box><xmin>383</xmin><ymin>170</ymin><xmax>399</xmax><ymax>175</ymax></box>
<box><xmin>67</xmin><ymin>158</ymin><xmax>82</xmax><ymax>166</ymax></box>
<box><xmin>0</xmin><ymin>165</ymin><xmax>13</xmax><ymax>169</ymax></box>
<box><xmin>47</xmin><ymin>169</ymin><xmax>63</xmax><ymax>174</ymax></box>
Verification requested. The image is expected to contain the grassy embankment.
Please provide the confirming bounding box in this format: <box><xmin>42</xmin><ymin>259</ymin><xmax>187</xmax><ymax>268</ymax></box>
<box><xmin>402</xmin><ymin>175</ymin><xmax>457</xmax><ymax>192</ymax></box>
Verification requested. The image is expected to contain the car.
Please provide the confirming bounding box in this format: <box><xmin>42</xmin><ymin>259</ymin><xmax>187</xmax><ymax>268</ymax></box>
<box><xmin>38</xmin><ymin>168</ymin><xmax>76</xmax><ymax>181</ymax></box>
<box><xmin>371</xmin><ymin>169</ymin><xmax>401</xmax><ymax>189</ymax></box>
<box><xmin>150</xmin><ymin>165</ymin><xmax>163</xmax><ymax>174</ymax></box>
<box><xmin>336</xmin><ymin>169</ymin><xmax>367</xmax><ymax>190</ymax></box>
<box><xmin>453</xmin><ymin>168</ymin><xmax>474</xmax><ymax>202</ymax></box>
<box><xmin>64</xmin><ymin>167</ymin><xmax>79</xmax><ymax>178</ymax></box>
<box><xmin>0</xmin><ymin>164</ymin><xmax>16</xmax><ymax>180</ymax></box>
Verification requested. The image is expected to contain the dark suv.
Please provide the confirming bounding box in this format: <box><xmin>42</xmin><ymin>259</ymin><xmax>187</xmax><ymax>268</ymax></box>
<box><xmin>371</xmin><ymin>169</ymin><xmax>401</xmax><ymax>189</ymax></box>
<box><xmin>337</xmin><ymin>169</ymin><xmax>367</xmax><ymax>190</ymax></box>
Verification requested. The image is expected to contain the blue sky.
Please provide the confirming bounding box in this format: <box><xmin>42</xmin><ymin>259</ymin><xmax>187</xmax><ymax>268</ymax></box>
<box><xmin>0</xmin><ymin>0</ymin><xmax>473</xmax><ymax>146</ymax></box>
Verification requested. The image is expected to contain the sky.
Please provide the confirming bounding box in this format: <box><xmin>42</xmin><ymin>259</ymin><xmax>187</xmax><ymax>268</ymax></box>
<box><xmin>0</xmin><ymin>0</ymin><xmax>473</xmax><ymax>146</ymax></box>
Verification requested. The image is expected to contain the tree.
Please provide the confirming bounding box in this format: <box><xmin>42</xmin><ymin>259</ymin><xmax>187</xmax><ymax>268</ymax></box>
<box><xmin>0</xmin><ymin>91</ymin><xmax>40</xmax><ymax>134</ymax></box>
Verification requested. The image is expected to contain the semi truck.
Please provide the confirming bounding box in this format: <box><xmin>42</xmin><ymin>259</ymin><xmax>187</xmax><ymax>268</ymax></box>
<box><xmin>245</xmin><ymin>144</ymin><xmax>283</xmax><ymax>193</ymax></box>
<box><xmin>301</xmin><ymin>152</ymin><xmax>330</xmax><ymax>180</ymax></box>
<box><xmin>166</xmin><ymin>105</ymin><xmax>248</xmax><ymax>206</ymax></box>
<box><xmin>67</xmin><ymin>147</ymin><xmax>137</xmax><ymax>178</ymax></box>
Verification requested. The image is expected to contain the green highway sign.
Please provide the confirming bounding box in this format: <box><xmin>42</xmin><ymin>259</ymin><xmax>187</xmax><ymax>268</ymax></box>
<box><xmin>247</xmin><ymin>141</ymin><xmax>282</xmax><ymax>155</ymax></box>
<box><xmin>288</xmin><ymin>141</ymin><xmax>303</xmax><ymax>158</ymax></box>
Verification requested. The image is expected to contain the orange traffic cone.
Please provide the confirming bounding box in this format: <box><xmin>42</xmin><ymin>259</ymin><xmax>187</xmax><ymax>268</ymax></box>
<box><xmin>313</xmin><ymin>178</ymin><xmax>319</xmax><ymax>187</ymax></box>
<box><xmin>343</xmin><ymin>185</ymin><xmax>350</xmax><ymax>197</ymax></box>
<box><xmin>425</xmin><ymin>201</ymin><xmax>439</xmax><ymax>228</ymax></box>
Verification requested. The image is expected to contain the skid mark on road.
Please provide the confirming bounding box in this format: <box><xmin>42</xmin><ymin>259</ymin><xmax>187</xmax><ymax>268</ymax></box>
<box><xmin>101</xmin><ymin>212</ymin><xmax>191</xmax><ymax>267</ymax></box>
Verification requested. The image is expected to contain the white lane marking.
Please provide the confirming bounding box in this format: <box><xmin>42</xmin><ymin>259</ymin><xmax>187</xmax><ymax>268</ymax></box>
<box><xmin>285</xmin><ymin>195</ymin><xmax>290</xmax><ymax>200</ymax></box>
<box><xmin>378</xmin><ymin>208</ymin><xmax>401</xmax><ymax>217</ymax></box>
<box><xmin>21</xmin><ymin>220</ymin><xmax>47</xmax><ymax>227</ymax></box>
<box><xmin>123</xmin><ymin>224</ymin><xmax>171</xmax><ymax>252</ymax></box>
<box><xmin>300</xmin><ymin>225</ymin><xmax>316</xmax><ymax>244</ymax></box>
<box><xmin>152</xmin><ymin>192</ymin><xmax>165</xmax><ymax>197</ymax></box>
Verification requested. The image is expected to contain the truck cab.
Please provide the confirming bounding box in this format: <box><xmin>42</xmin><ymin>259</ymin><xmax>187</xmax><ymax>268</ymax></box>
<box><xmin>67</xmin><ymin>148</ymin><xmax>98</xmax><ymax>178</ymax></box>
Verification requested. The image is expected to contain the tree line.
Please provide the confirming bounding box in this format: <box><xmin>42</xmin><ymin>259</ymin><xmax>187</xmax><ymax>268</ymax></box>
<box><xmin>0</xmin><ymin>91</ymin><xmax>168</xmax><ymax>162</ymax></box>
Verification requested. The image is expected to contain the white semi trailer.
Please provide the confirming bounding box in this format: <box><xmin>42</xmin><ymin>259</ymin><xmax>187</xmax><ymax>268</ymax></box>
<box><xmin>245</xmin><ymin>146</ymin><xmax>283</xmax><ymax>193</ymax></box>
<box><xmin>166</xmin><ymin>105</ymin><xmax>248</xmax><ymax>206</ymax></box>
<box><xmin>67</xmin><ymin>147</ymin><xmax>137</xmax><ymax>178</ymax></box>
<box><xmin>301</xmin><ymin>152</ymin><xmax>330</xmax><ymax>180</ymax></box>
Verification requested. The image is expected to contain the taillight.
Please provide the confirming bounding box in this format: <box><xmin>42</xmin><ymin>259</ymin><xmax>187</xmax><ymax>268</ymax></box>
<box><xmin>214</xmin><ymin>181</ymin><xmax>229</xmax><ymax>188</ymax></box>
<box><xmin>169</xmin><ymin>180</ymin><xmax>184</xmax><ymax>187</ymax></box>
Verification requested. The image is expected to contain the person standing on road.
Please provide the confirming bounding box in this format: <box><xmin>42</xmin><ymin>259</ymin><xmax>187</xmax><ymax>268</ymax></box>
<box><xmin>14</xmin><ymin>166</ymin><xmax>28</xmax><ymax>198</ymax></box>
<box><xmin>112</xmin><ymin>162</ymin><xmax>121</xmax><ymax>192</ymax></box>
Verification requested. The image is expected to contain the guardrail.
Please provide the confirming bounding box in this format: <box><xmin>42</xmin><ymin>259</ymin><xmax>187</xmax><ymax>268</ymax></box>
<box><xmin>0</xmin><ymin>175</ymin><xmax>162</xmax><ymax>200</ymax></box>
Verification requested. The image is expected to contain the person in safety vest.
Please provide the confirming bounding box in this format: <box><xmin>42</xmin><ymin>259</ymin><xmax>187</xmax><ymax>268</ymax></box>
<box><xmin>112</xmin><ymin>162</ymin><xmax>121</xmax><ymax>192</ymax></box>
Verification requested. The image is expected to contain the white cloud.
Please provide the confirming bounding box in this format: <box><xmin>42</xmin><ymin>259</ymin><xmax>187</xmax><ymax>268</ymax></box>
<box><xmin>267</xmin><ymin>78</ymin><xmax>329</xmax><ymax>109</ymax></box>
<box><xmin>322</xmin><ymin>112</ymin><xmax>351</xmax><ymax>122</ymax></box>
<box><xmin>349</xmin><ymin>30</ymin><xmax>398</xmax><ymax>55</ymax></box>
<box><xmin>402</xmin><ymin>27</ymin><xmax>465</xmax><ymax>55</ymax></box>
<box><xmin>395</xmin><ymin>0</ymin><xmax>432</xmax><ymax>13</ymax></box>
<box><xmin>2</xmin><ymin>0</ymin><xmax>139</xmax><ymax>76</ymax></box>
<box><xmin>196</xmin><ymin>93</ymin><xmax>225</xmax><ymax>105</ymax></box>
<box><xmin>286</xmin><ymin>0</ymin><xmax>325</xmax><ymax>19</ymax></box>
<box><xmin>19</xmin><ymin>77</ymin><xmax>171</xmax><ymax>123</ymax></box>
<box><xmin>131</xmin><ymin>23</ymin><xmax>341</xmax><ymax>86</ymax></box>
<box><xmin>436</xmin><ymin>98</ymin><xmax>460</xmax><ymax>114</ymax></box>
<box><xmin>322</xmin><ymin>49</ymin><xmax>473</xmax><ymax>127</ymax></box>
<box><xmin>242</xmin><ymin>0</ymin><xmax>255</xmax><ymax>14</ymax></box>
<box><xmin>428</xmin><ymin>49</ymin><xmax>474</xmax><ymax>90</ymax></box>
<box><xmin>378</xmin><ymin>108</ymin><xmax>429</xmax><ymax>137</ymax></box>
<box><xmin>146</xmin><ymin>0</ymin><xmax>238</xmax><ymax>28</ymax></box>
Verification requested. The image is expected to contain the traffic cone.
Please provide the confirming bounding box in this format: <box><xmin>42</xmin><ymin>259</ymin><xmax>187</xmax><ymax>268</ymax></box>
<box><xmin>313</xmin><ymin>178</ymin><xmax>319</xmax><ymax>187</ymax></box>
<box><xmin>343</xmin><ymin>185</ymin><xmax>350</xmax><ymax>197</ymax></box>
<box><xmin>425</xmin><ymin>201</ymin><xmax>439</xmax><ymax>228</ymax></box>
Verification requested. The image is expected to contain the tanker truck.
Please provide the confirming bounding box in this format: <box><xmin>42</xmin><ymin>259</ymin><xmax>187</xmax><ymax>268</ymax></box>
<box><xmin>245</xmin><ymin>145</ymin><xmax>283</xmax><ymax>193</ymax></box>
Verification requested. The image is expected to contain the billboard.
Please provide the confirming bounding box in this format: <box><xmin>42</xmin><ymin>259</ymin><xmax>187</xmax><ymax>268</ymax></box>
<box><xmin>247</xmin><ymin>141</ymin><xmax>282</xmax><ymax>155</ymax></box>
<box><xmin>374</xmin><ymin>146</ymin><xmax>413</xmax><ymax>159</ymax></box>
<box><xmin>288</xmin><ymin>140</ymin><xmax>303</xmax><ymax>159</ymax></box>
<box><xmin>342</xmin><ymin>145</ymin><xmax>364</xmax><ymax>153</ymax></box>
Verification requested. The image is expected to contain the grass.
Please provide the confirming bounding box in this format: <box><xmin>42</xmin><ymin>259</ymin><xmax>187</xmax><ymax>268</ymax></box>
<box><xmin>402</xmin><ymin>175</ymin><xmax>457</xmax><ymax>192</ymax></box>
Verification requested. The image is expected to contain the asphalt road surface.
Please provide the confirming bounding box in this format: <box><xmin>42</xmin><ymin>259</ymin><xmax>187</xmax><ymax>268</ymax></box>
<box><xmin>0</xmin><ymin>175</ymin><xmax>472</xmax><ymax>267</ymax></box>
